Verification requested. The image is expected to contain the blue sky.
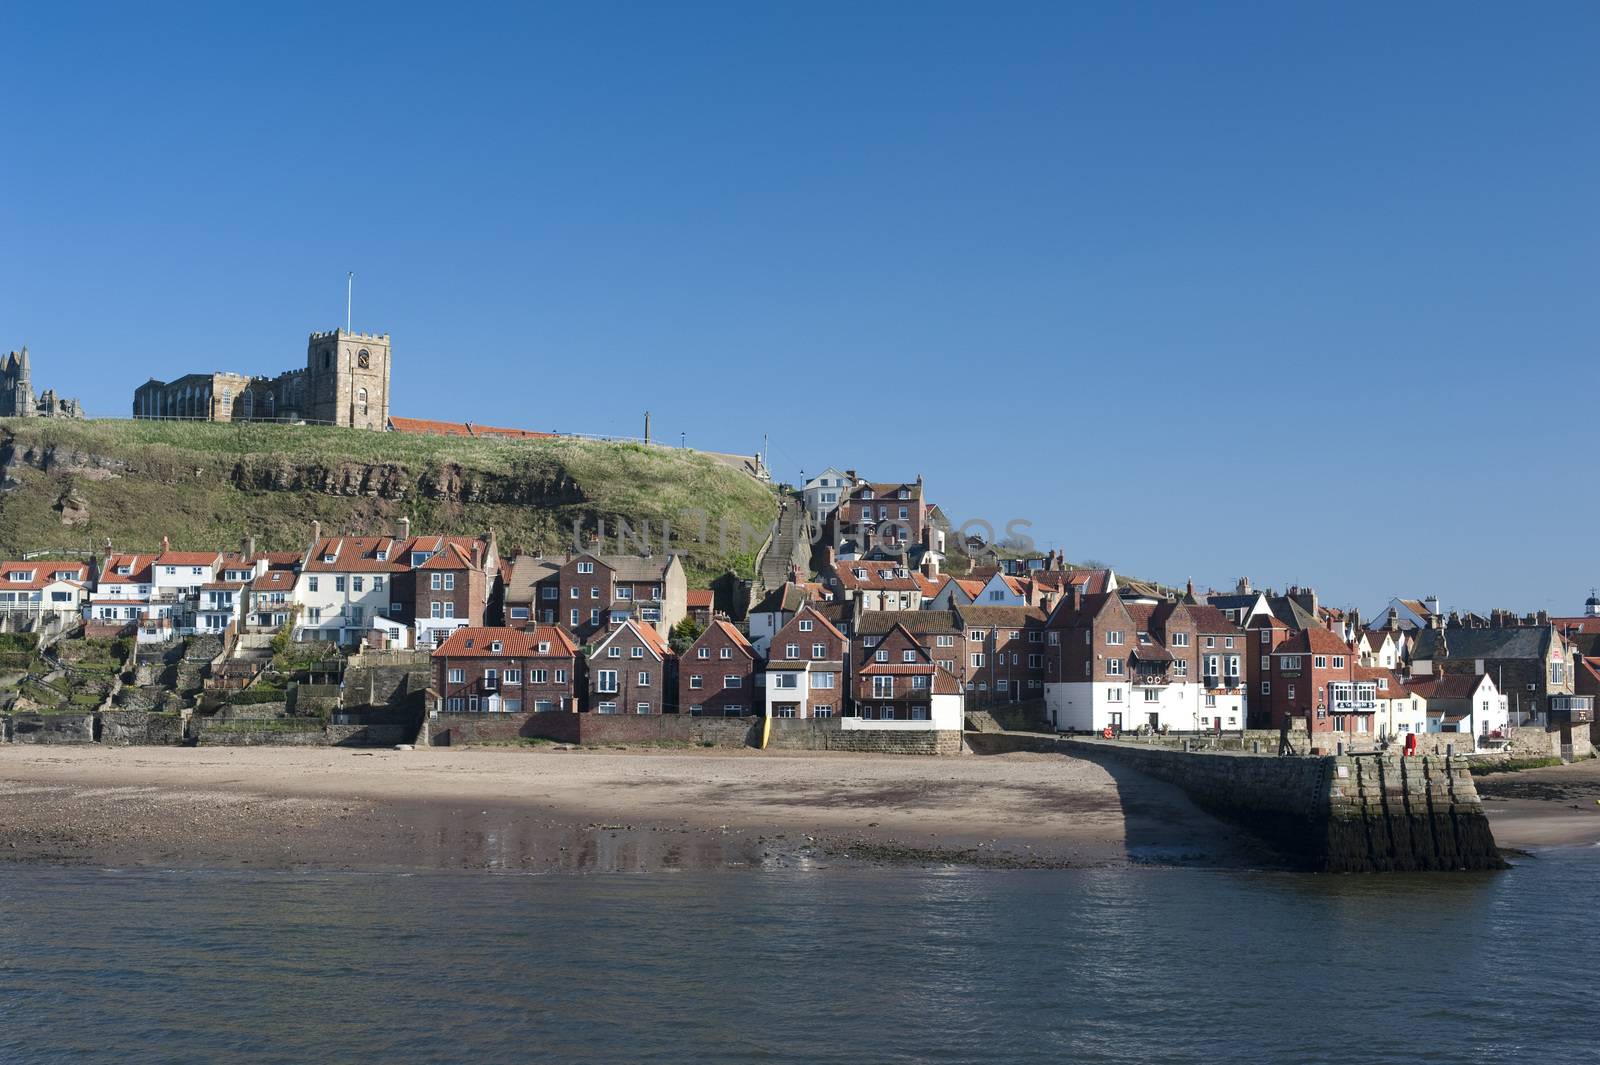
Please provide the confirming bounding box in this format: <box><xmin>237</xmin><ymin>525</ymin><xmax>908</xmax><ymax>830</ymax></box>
<box><xmin>5</xmin><ymin>2</ymin><xmax>1598</xmax><ymax>615</ymax></box>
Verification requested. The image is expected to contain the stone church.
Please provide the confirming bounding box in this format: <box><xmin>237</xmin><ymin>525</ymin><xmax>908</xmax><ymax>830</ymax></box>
<box><xmin>133</xmin><ymin>329</ymin><xmax>391</xmax><ymax>429</ymax></box>
<box><xmin>1</xmin><ymin>346</ymin><xmax>85</xmax><ymax>418</ymax></box>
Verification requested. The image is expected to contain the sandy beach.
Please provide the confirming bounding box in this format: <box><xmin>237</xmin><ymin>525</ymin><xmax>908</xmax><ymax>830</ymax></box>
<box><xmin>0</xmin><ymin>744</ymin><xmax>1272</xmax><ymax>873</ymax></box>
<box><xmin>3</xmin><ymin>745</ymin><xmax>1595</xmax><ymax>874</ymax></box>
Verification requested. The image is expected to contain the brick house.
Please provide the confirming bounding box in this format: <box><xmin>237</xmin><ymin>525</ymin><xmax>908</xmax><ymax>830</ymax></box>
<box><xmin>764</xmin><ymin>604</ymin><xmax>847</xmax><ymax>719</ymax></box>
<box><xmin>433</xmin><ymin>625</ymin><xmax>580</xmax><ymax>713</ymax></box>
<box><xmin>818</xmin><ymin>552</ymin><xmax>923</xmax><ymax>615</ymax></box>
<box><xmin>502</xmin><ymin>551</ymin><xmax>687</xmax><ymax>642</ymax></box>
<box><xmin>951</xmin><ymin>603</ymin><xmax>1047</xmax><ymax>706</ymax></box>
<box><xmin>1185</xmin><ymin>604</ymin><xmax>1249</xmax><ymax>731</ymax></box>
<box><xmin>391</xmin><ymin>534</ymin><xmax>500</xmax><ymax>648</ymax></box>
<box><xmin>679</xmin><ymin>620</ymin><xmax>757</xmax><ymax>717</ymax></box>
<box><xmin>850</xmin><ymin>621</ymin><xmax>964</xmax><ymax>725</ymax></box>
<box><xmin>1409</xmin><ymin>622</ymin><xmax>1576</xmax><ymax>728</ymax></box>
<box><xmin>588</xmin><ymin>619</ymin><xmax>675</xmax><ymax>714</ymax></box>
<box><xmin>1044</xmin><ymin>593</ymin><xmax>1239</xmax><ymax>733</ymax></box>
<box><xmin>854</xmin><ymin>609</ymin><xmax>964</xmax><ymax>687</ymax></box>
<box><xmin>1260</xmin><ymin>626</ymin><xmax>1374</xmax><ymax>735</ymax></box>
<box><xmin>833</xmin><ymin>477</ymin><xmax>928</xmax><ymax>552</ymax></box>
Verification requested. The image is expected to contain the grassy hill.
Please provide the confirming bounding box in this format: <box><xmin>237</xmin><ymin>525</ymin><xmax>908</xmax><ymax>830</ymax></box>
<box><xmin>0</xmin><ymin>419</ymin><xmax>779</xmax><ymax>584</ymax></box>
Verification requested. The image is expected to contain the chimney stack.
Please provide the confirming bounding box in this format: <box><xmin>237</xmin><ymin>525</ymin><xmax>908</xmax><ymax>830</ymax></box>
<box><xmin>160</xmin><ymin>535</ymin><xmax>170</xmax><ymax>554</ymax></box>
<box><xmin>311</xmin><ymin>520</ymin><xmax>321</xmax><ymax>548</ymax></box>
<box><xmin>243</xmin><ymin>534</ymin><xmax>256</xmax><ymax>559</ymax></box>
<box><xmin>397</xmin><ymin>515</ymin><xmax>411</xmax><ymax>541</ymax></box>
<box><xmin>1237</xmin><ymin>576</ymin><xmax>1251</xmax><ymax>595</ymax></box>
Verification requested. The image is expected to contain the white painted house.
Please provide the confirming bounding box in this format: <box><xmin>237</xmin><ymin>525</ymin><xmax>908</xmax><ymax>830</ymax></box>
<box><xmin>801</xmin><ymin>467</ymin><xmax>857</xmax><ymax>523</ymax></box>
<box><xmin>294</xmin><ymin>536</ymin><xmax>399</xmax><ymax>645</ymax></box>
<box><xmin>0</xmin><ymin>561</ymin><xmax>89</xmax><ymax>619</ymax></box>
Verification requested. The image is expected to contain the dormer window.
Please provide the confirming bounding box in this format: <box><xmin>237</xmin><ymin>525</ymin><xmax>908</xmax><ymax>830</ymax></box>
<box><xmin>898</xmin><ymin>489</ymin><xmax>909</xmax><ymax>499</ymax></box>
<box><xmin>490</xmin><ymin>641</ymin><xmax>503</xmax><ymax>653</ymax></box>
<box><xmin>465</xmin><ymin>639</ymin><xmax>474</xmax><ymax>648</ymax></box>
<box><xmin>861</xmin><ymin>489</ymin><xmax>874</xmax><ymax>500</ymax></box>
<box><xmin>116</xmin><ymin>566</ymin><xmax>131</xmax><ymax>576</ymax></box>
<box><xmin>411</xmin><ymin>552</ymin><xmax>430</xmax><ymax>567</ymax></box>
<box><xmin>854</xmin><ymin>569</ymin><xmax>867</xmax><ymax>580</ymax></box>
<box><xmin>894</xmin><ymin>568</ymin><xmax>908</xmax><ymax>578</ymax></box>
<box><xmin>375</xmin><ymin>551</ymin><xmax>387</xmax><ymax>561</ymax></box>
<box><xmin>323</xmin><ymin>554</ymin><xmax>336</xmax><ymax>564</ymax></box>
<box><xmin>8</xmin><ymin>571</ymin><xmax>31</xmax><ymax>582</ymax></box>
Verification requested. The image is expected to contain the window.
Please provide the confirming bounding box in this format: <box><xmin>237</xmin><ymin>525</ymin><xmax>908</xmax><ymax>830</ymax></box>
<box><xmin>902</xmin><ymin>650</ymin><xmax>916</xmax><ymax>663</ymax></box>
<box><xmin>872</xmin><ymin>676</ymin><xmax>895</xmax><ymax>698</ymax></box>
<box><xmin>1260</xmin><ymin>629</ymin><xmax>1270</xmax><ymax>644</ymax></box>
<box><xmin>875</xmin><ymin>649</ymin><xmax>889</xmax><ymax>663</ymax></box>
<box><xmin>1143</xmin><ymin>688</ymin><xmax>1159</xmax><ymax>703</ymax></box>
<box><xmin>720</xmin><ymin>647</ymin><xmax>732</xmax><ymax>660</ymax></box>
<box><xmin>1261</xmin><ymin>681</ymin><xmax>1270</xmax><ymax>695</ymax></box>
<box><xmin>773</xmin><ymin>673</ymin><xmax>798</xmax><ymax>690</ymax></box>
<box><xmin>448</xmin><ymin>668</ymin><xmax>465</xmax><ymax>684</ymax></box>
<box><xmin>597</xmin><ymin>702</ymin><xmax>618</xmax><ymax>714</ymax></box>
<box><xmin>431</xmin><ymin>573</ymin><xmax>442</xmax><ymax>591</ymax></box>
<box><xmin>590</xmin><ymin>587</ymin><xmax>600</xmax><ymax>599</ymax></box>
<box><xmin>636</xmin><ymin>703</ymin><xmax>651</xmax><ymax>714</ymax></box>
<box><xmin>1313</xmin><ymin>655</ymin><xmax>1327</xmax><ymax>669</ymax></box>
<box><xmin>1106</xmin><ymin>658</ymin><xmax>1122</xmax><ymax>676</ymax></box>
<box><xmin>447</xmin><ymin>697</ymin><xmax>464</xmax><ymax>711</ymax></box>
<box><xmin>912</xmin><ymin>675</ymin><xmax>929</xmax><ymax>689</ymax></box>
<box><xmin>1225</xmin><ymin>637</ymin><xmax>1234</xmax><ymax>649</ymax></box>
<box><xmin>971</xmin><ymin>653</ymin><xmax>985</xmax><ymax>668</ymax></box>
<box><xmin>590</xmin><ymin>609</ymin><xmax>599</xmax><ymax>624</ymax></box>
<box><xmin>1261</xmin><ymin>655</ymin><xmax>1270</xmax><ymax>671</ymax></box>
<box><xmin>697</xmin><ymin>647</ymin><xmax>709</xmax><ymax>659</ymax></box>
<box><xmin>814</xmin><ymin>705</ymin><xmax>834</xmax><ymax>718</ymax></box>
<box><xmin>308</xmin><ymin>576</ymin><xmax>318</xmax><ymax>593</ymax></box>
<box><xmin>1174</xmin><ymin>660</ymin><xmax>1188</xmax><ymax>678</ymax></box>
<box><xmin>510</xmin><ymin>607</ymin><xmax>529</xmax><ymax>621</ymax></box>
<box><xmin>812</xmin><ymin>643</ymin><xmax>826</xmax><ymax>659</ymax></box>
<box><xmin>690</xmin><ymin>675</ymin><xmax>704</xmax><ymax>689</ymax></box>
<box><xmin>1028</xmin><ymin>654</ymin><xmax>1042</xmax><ymax>668</ymax></box>
<box><xmin>812</xmin><ymin>672</ymin><xmax>834</xmax><ymax>689</ymax></box>
<box><xmin>570</xmin><ymin>587</ymin><xmax>580</xmax><ymax>599</ymax></box>
<box><xmin>335</xmin><ymin>576</ymin><xmax>346</xmax><ymax>592</ymax></box>
<box><xmin>577</xmin><ymin>562</ymin><xmax>594</xmax><ymax>574</ymax></box>
<box><xmin>1171</xmin><ymin>633</ymin><xmax>1189</xmax><ymax>647</ymax></box>
<box><xmin>1287</xmin><ymin>684</ymin><xmax>1296</xmax><ymax>700</ymax></box>
<box><xmin>785</xmin><ymin>643</ymin><xmax>799</xmax><ymax>660</ymax></box>
<box><xmin>724</xmin><ymin>675</ymin><xmax>741</xmax><ymax>689</ymax></box>
<box><xmin>936</xmin><ymin>635</ymin><xmax>954</xmax><ymax>647</ymax></box>
<box><xmin>490</xmin><ymin>641</ymin><xmax>502</xmax><ymax>653</ymax></box>
<box><xmin>1204</xmin><ymin>636</ymin><xmax>1216</xmax><ymax>649</ymax></box>
<box><xmin>1205</xmin><ymin>694</ymin><xmax>1217</xmax><ymax>708</ymax></box>
<box><xmin>616</xmin><ymin>586</ymin><xmax>632</xmax><ymax>600</ymax></box>
<box><xmin>596</xmin><ymin>670</ymin><xmax>618</xmax><ymax>693</ymax></box>
<box><xmin>570</xmin><ymin>608</ymin><xmax>580</xmax><ymax>626</ymax></box>
<box><xmin>1282</xmin><ymin>655</ymin><xmax>1302</xmax><ymax>671</ymax></box>
<box><xmin>607</xmin><ymin>646</ymin><xmax>621</xmax><ymax>658</ymax></box>
<box><xmin>1106</xmin><ymin>631</ymin><xmax>1123</xmax><ymax>646</ymax></box>
<box><xmin>631</xmin><ymin>646</ymin><xmax>644</xmax><ymax>659</ymax></box>
<box><xmin>798</xmin><ymin>619</ymin><xmax>813</xmax><ymax>632</ymax></box>
<box><xmin>1107</xmin><ymin>687</ymin><xmax>1122</xmax><ymax>702</ymax></box>
<box><xmin>638</xmin><ymin>671</ymin><xmax>651</xmax><ymax>686</ymax></box>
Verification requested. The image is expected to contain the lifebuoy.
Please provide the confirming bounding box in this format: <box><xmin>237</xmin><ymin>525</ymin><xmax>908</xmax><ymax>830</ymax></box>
<box><xmin>1102</xmin><ymin>727</ymin><xmax>1114</xmax><ymax>739</ymax></box>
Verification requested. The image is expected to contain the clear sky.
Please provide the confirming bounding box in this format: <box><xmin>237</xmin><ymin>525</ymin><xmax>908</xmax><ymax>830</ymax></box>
<box><xmin>5</xmin><ymin>2</ymin><xmax>1598</xmax><ymax>616</ymax></box>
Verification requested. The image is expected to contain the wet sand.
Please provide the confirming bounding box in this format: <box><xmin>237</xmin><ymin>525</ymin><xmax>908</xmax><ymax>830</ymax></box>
<box><xmin>0</xmin><ymin>745</ymin><xmax>1268</xmax><ymax>873</ymax></box>
<box><xmin>1476</xmin><ymin>759</ymin><xmax>1600</xmax><ymax>852</ymax></box>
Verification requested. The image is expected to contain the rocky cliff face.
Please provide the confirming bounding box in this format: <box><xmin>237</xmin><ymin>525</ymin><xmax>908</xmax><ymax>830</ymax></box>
<box><xmin>0</xmin><ymin>434</ymin><xmax>588</xmax><ymax>513</ymax></box>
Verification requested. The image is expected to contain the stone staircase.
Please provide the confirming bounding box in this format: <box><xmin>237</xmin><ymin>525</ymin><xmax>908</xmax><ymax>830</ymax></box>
<box><xmin>754</xmin><ymin>500</ymin><xmax>811</xmax><ymax>599</ymax></box>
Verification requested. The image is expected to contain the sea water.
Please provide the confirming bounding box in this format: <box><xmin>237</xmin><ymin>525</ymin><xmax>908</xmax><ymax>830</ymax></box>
<box><xmin>0</xmin><ymin>851</ymin><xmax>1592</xmax><ymax>1064</ymax></box>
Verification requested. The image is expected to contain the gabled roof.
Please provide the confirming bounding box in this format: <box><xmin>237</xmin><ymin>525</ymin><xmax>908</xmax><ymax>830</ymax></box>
<box><xmin>302</xmin><ymin>537</ymin><xmax>402</xmax><ymax>573</ymax></box>
<box><xmin>778</xmin><ymin>603</ymin><xmax>846</xmax><ymax>644</ymax></box>
<box><xmin>435</xmin><ymin>625</ymin><xmax>578</xmax><ymax>658</ymax></box>
<box><xmin>590</xmin><ymin>618</ymin><xmax>672</xmax><ymax>660</ymax></box>
<box><xmin>1411</xmin><ymin>626</ymin><xmax>1554</xmax><ymax>662</ymax></box>
<box><xmin>856</xmin><ymin>609</ymin><xmax>960</xmax><ymax>636</ymax></box>
<box><xmin>504</xmin><ymin>555</ymin><xmax>562</xmax><ymax>598</ymax></box>
<box><xmin>0</xmin><ymin>561</ymin><xmax>89</xmax><ymax>590</ymax></box>
<box><xmin>831</xmin><ymin>560</ymin><xmax>922</xmax><ymax>592</ymax></box>
<box><xmin>686</xmin><ymin>589</ymin><xmax>714</xmax><ymax>610</ymax></box>
<box><xmin>99</xmin><ymin>554</ymin><xmax>155</xmax><ymax>583</ymax></box>
<box><xmin>1277</xmin><ymin>626</ymin><xmax>1352</xmax><ymax>656</ymax></box>
<box><xmin>694</xmin><ymin>619</ymin><xmax>754</xmax><ymax>658</ymax></box>
<box><xmin>250</xmin><ymin>570</ymin><xmax>297</xmax><ymax>592</ymax></box>
<box><xmin>388</xmin><ymin>416</ymin><xmax>475</xmax><ymax>437</ymax></box>
<box><xmin>156</xmin><ymin>550</ymin><xmax>224</xmax><ymax>568</ymax></box>
<box><xmin>753</xmin><ymin>581</ymin><xmax>812</xmax><ymax>615</ymax></box>
<box><xmin>952</xmin><ymin>604</ymin><xmax>1047</xmax><ymax>628</ymax></box>
<box><xmin>1408</xmin><ymin>672</ymin><xmax>1489</xmax><ymax>701</ymax></box>
<box><xmin>1183</xmin><ymin>604</ymin><xmax>1245</xmax><ymax>636</ymax></box>
<box><xmin>1266</xmin><ymin>596</ymin><xmax>1320</xmax><ymax>631</ymax></box>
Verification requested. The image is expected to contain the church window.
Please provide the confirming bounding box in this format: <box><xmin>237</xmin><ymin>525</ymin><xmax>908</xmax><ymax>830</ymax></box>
<box><xmin>357</xmin><ymin>388</ymin><xmax>368</xmax><ymax>416</ymax></box>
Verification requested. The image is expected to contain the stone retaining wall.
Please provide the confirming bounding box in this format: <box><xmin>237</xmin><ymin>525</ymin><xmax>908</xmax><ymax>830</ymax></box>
<box><xmin>967</xmin><ymin>733</ymin><xmax>1503</xmax><ymax>872</ymax></box>
<box><xmin>424</xmin><ymin>712</ymin><xmax>964</xmax><ymax>754</ymax></box>
<box><xmin>767</xmin><ymin>718</ymin><xmax>963</xmax><ymax>755</ymax></box>
<box><xmin>98</xmin><ymin>710</ymin><xmax>186</xmax><ymax>746</ymax></box>
<box><xmin>3</xmin><ymin>713</ymin><xmax>97</xmax><ymax>744</ymax></box>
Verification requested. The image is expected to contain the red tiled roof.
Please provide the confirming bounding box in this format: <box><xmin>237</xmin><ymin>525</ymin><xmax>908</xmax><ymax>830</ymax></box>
<box><xmin>433</xmin><ymin>625</ymin><xmax>578</xmax><ymax>658</ymax></box>
<box><xmin>686</xmin><ymin>589</ymin><xmax>714</xmax><ymax>609</ymax></box>
<box><xmin>302</xmin><ymin>537</ymin><xmax>402</xmax><ymax>573</ymax></box>
<box><xmin>1280</xmin><ymin>626</ymin><xmax>1352</xmax><ymax>656</ymax></box>
<box><xmin>100</xmin><ymin>554</ymin><xmax>154</xmax><ymax>583</ymax></box>
<box><xmin>702</xmin><ymin>619</ymin><xmax>754</xmax><ymax>656</ymax></box>
<box><xmin>0</xmin><ymin>561</ymin><xmax>89</xmax><ymax>590</ymax></box>
<box><xmin>469</xmin><ymin>424</ymin><xmax>558</xmax><ymax>440</ymax></box>
<box><xmin>250</xmin><ymin>570</ymin><xmax>297</xmax><ymax>591</ymax></box>
<box><xmin>832</xmin><ymin>561</ymin><xmax>923</xmax><ymax>592</ymax></box>
<box><xmin>388</xmin><ymin>416</ymin><xmax>474</xmax><ymax>437</ymax></box>
<box><xmin>156</xmin><ymin>551</ymin><xmax>223</xmax><ymax>567</ymax></box>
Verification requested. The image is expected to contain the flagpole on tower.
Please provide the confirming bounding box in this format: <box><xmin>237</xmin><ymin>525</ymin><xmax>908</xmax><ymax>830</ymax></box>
<box><xmin>346</xmin><ymin>272</ymin><xmax>353</xmax><ymax>333</ymax></box>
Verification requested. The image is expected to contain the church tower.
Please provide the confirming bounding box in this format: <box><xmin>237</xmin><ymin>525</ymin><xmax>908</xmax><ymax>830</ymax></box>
<box><xmin>2</xmin><ymin>347</ymin><xmax>35</xmax><ymax>417</ymax></box>
<box><xmin>304</xmin><ymin>330</ymin><xmax>391</xmax><ymax>429</ymax></box>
